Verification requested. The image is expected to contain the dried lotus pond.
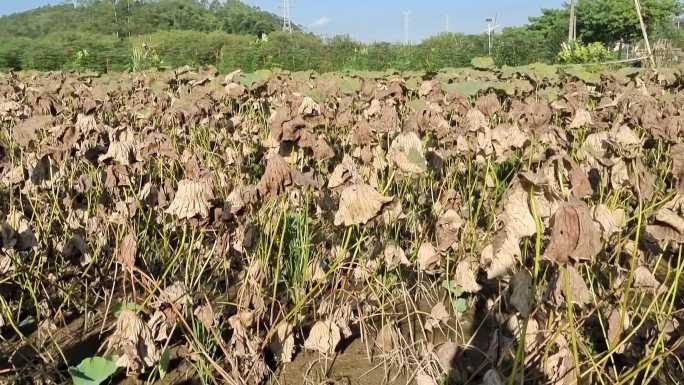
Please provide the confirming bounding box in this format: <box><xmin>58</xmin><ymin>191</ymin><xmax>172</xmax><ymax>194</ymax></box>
<box><xmin>0</xmin><ymin>64</ymin><xmax>683</xmax><ymax>385</ymax></box>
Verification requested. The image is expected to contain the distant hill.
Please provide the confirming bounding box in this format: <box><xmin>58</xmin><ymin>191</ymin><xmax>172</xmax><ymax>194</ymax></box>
<box><xmin>0</xmin><ymin>0</ymin><xmax>287</xmax><ymax>38</ymax></box>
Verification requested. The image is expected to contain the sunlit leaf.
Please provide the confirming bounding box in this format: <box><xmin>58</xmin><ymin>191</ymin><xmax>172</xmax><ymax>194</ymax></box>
<box><xmin>68</xmin><ymin>356</ymin><xmax>118</xmax><ymax>385</ymax></box>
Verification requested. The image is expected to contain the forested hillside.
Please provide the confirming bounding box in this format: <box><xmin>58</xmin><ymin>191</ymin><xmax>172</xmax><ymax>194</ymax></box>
<box><xmin>0</xmin><ymin>0</ymin><xmax>284</xmax><ymax>38</ymax></box>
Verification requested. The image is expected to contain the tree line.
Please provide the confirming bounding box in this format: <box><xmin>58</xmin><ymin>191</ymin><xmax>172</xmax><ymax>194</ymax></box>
<box><xmin>0</xmin><ymin>0</ymin><xmax>681</xmax><ymax>73</ymax></box>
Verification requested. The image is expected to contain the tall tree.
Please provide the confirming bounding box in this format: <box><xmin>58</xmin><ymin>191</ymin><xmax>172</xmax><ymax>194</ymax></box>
<box><xmin>575</xmin><ymin>0</ymin><xmax>683</xmax><ymax>45</ymax></box>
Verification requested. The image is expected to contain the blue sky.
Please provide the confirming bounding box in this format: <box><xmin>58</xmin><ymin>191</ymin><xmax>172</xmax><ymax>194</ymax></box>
<box><xmin>0</xmin><ymin>0</ymin><xmax>566</xmax><ymax>42</ymax></box>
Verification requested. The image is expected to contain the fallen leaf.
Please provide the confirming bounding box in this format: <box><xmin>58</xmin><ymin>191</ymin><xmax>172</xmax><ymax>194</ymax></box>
<box><xmin>117</xmin><ymin>229</ymin><xmax>137</xmax><ymax>270</ymax></box>
<box><xmin>510</xmin><ymin>271</ymin><xmax>532</xmax><ymax>317</ymax></box>
<box><xmin>334</xmin><ymin>183</ymin><xmax>392</xmax><ymax>226</ymax></box>
<box><xmin>592</xmin><ymin>204</ymin><xmax>625</xmax><ymax>240</ymax></box>
<box><xmin>106</xmin><ymin>309</ymin><xmax>160</xmax><ymax>373</ymax></box>
<box><xmin>672</xmin><ymin>143</ymin><xmax>684</xmax><ymax>193</ymax></box>
<box><xmin>12</xmin><ymin>115</ymin><xmax>52</xmax><ymax>146</ymax></box>
<box><xmin>415</xmin><ymin>371</ymin><xmax>438</xmax><ymax>385</ymax></box>
<box><xmin>544</xmin><ymin>205</ymin><xmax>580</xmax><ymax>264</ymax></box>
<box><xmin>481</xmin><ymin>231</ymin><xmax>521</xmax><ymax>279</ymax></box>
<box><xmin>165</xmin><ymin>179</ymin><xmax>213</xmax><ymax>219</ymax></box>
<box><xmin>545</xmin><ymin>201</ymin><xmax>601</xmax><ymax>264</ymax></box>
<box><xmin>98</xmin><ymin>140</ymin><xmax>136</xmax><ymax>165</ymax></box>
<box><xmin>269</xmin><ymin>322</ymin><xmax>295</xmax><ymax>363</ymax></box>
<box><xmin>417</xmin><ymin>242</ymin><xmax>441</xmax><ymax>273</ymax></box>
<box><xmin>553</xmin><ymin>265</ymin><xmax>592</xmax><ymax>306</ymax></box>
<box><xmin>436</xmin><ymin>342</ymin><xmax>459</xmax><ymax>373</ymax></box>
<box><xmin>436</xmin><ymin>209</ymin><xmax>464</xmax><ymax>251</ymax></box>
<box><xmin>425</xmin><ymin>303</ymin><xmax>450</xmax><ymax>331</ymax></box>
<box><xmin>155</xmin><ymin>281</ymin><xmax>193</xmax><ymax>310</ymax></box>
<box><xmin>453</xmin><ymin>260</ymin><xmax>481</xmax><ymax>293</ymax></box>
<box><xmin>388</xmin><ymin>131</ymin><xmax>427</xmax><ymax>174</ymax></box>
<box><xmin>646</xmin><ymin>207</ymin><xmax>684</xmax><ymax>243</ymax></box>
<box><xmin>606</xmin><ymin>308</ymin><xmax>629</xmax><ymax>351</ymax></box>
<box><xmin>304</xmin><ymin>320</ymin><xmax>341</xmax><ymax>355</ymax></box>
<box><xmin>569</xmin><ymin>108</ymin><xmax>592</xmax><ymax>129</ymax></box>
<box><xmin>384</xmin><ymin>241</ymin><xmax>410</xmax><ymax>269</ymax></box>
<box><xmin>465</xmin><ymin>108</ymin><xmax>488</xmax><ymax>131</ymax></box>
<box><xmin>193</xmin><ymin>304</ymin><xmax>217</xmax><ymax>329</ymax></box>
<box><xmin>633</xmin><ymin>266</ymin><xmax>661</xmax><ymax>290</ymax></box>
<box><xmin>568</xmin><ymin>164</ymin><xmax>592</xmax><ymax>198</ymax></box>
<box><xmin>375</xmin><ymin>323</ymin><xmax>398</xmax><ymax>353</ymax></box>
<box><xmin>298</xmin><ymin>96</ymin><xmax>320</xmax><ymax>116</ymax></box>
<box><xmin>501</xmin><ymin>185</ymin><xmax>536</xmax><ymax>240</ymax></box>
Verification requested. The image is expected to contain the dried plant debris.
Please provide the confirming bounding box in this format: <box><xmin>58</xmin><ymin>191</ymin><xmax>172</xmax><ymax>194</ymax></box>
<box><xmin>165</xmin><ymin>179</ymin><xmax>213</xmax><ymax>219</ymax></box>
<box><xmin>2</xmin><ymin>67</ymin><xmax>684</xmax><ymax>385</ymax></box>
<box><xmin>388</xmin><ymin>131</ymin><xmax>427</xmax><ymax>174</ymax></box>
<box><xmin>106</xmin><ymin>309</ymin><xmax>161</xmax><ymax>374</ymax></box>
<box><xmin>269</xmin><ymin>322</ymin><xmax>296</xmax><ymax>363</ymax></box>
<box><xmin>304</xmin><ymin>319</ymin><xmax>341</xmax><ymax>355</ymax></box>
<box><xmin>545</xmin><ymin>200</ymin><xmax>601</xmax><ymax>264</ymax></box>
<box><xmin>333</xmin><ymin>183</ymin><xmax>392</xmax><ymax>226</ymax></box>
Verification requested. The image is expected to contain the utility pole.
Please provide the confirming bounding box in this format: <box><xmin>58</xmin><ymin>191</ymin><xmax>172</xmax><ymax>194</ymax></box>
<box><xmin>282</xmin><ymin>0</ymin><xmax>293</xmax><ymax>33</ymax></box>
<box><xmin>485</xmin><ymin>16</ymin><xmax>499</xmax><ymax>56</ymax></box>
<box><xmin>568</xmin><ymin>0</ymin><xmax>577</xmax><ymax>42</ymax></box>
<box><xmin>403</xmin><ymin>11</ymin><xmax>411</xmax><ymax>45</ymax></box>
<box><xmin>634</xmin><ymin>0</ymin><xmax>655</xmax><ymax>66</ymax></box>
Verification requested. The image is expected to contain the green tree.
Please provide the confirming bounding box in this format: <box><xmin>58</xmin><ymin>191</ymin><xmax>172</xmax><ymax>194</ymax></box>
<box><xmin>492</xmin><ymin>27</ymin><xmax>553</xmax><ymax>66</ymax></box>
<box><xmin>575</xmin><ymin>0</ymin><xmax>683</xmax><ymax>45</ymax></box>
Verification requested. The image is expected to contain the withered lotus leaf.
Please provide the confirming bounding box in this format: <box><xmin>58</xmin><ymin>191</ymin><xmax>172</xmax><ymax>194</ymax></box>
<box><xmin>165</xmin><ymin>179</ymin><xmax>213</xmax><ymax>219</ymax></box>
<box><xmin>334</xmin><ymin>183</ymin><xmax>392</xmax><ymax>226</ymax></box>
<box><xmin>387</xmin><ymin>131</ymin><xmax>427</xmax><ymax>174</ymax></box>
<box><xmin>304</xmin><ymin>319</ymin><xmax>341</xmax><ymax>355</ymax></box>
<box><xmin>545</xmin><ymin>200</ymin><xmax>601</xmax><ymax>264</ymax></box>
<box><xmin>435</xmin><ymin>209</ymin><xmax>464</xmax><ymax>251</ymax></box>
<box><xmin>98</xmin><ymin>140</ymin><xmax>136</xmax><ymax>165</ymax></box>
<box><xmin>106</xmin><ymin>309</ymin><xmax>160</xmax><ymax>373</ymax></box>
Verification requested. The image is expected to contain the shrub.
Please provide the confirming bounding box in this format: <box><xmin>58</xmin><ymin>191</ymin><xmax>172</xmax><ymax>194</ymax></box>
<box><xmin>556</xmin><ymin>41</ymin><xmax>616</xmax><ymax>64</ymax></box>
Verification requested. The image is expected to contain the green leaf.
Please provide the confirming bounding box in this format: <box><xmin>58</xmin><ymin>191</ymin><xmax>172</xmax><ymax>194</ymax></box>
<box><xmin>111</xmin><ymin>302</ymin><xmax>142</xmax><ymax>317</ymax></box>
<box><xmin>442</xmin><ymin>279</ymin><xmax>464</xmax><ymax>297</ymax></box>
<box><xmin>453</xmin><ymin>298</ymin><xmax>467</xmax><ymax>313</ymax></box>
<box><xmin>527</xmin><ymin>63</ymin><xmax>558</xmax><ymax>83</ymax></box>
<box><xmin>158</xmin><ymin>349</ymin><xmax>171</xmax><ymax>380</ymax></box>
<box><xmin>441</xmin><ymin>81</ymin><xmax>490</xmax><ymax>97</ymax></box>
<box><xmin>68</xmin><ymin>356</ymin><xmax>118</xmax><ymax>385</ymax></box>
<box><xmin>404</xmin><ymin>77</ymin><xmax>420</xmax><ymax>91</ymax></box>
<box><xmin>236</xmin><ymin>69</ymin><xmax>272</xmax><ymax>88</ymax></box>
<box><xmin>407</xmin><ymin>98</ymin><xmax>427</xmax><ymax>112</ymax></box>
<box><xmin>563</xmin><ymin>65</ymin><xmax>601</xmax><ymax>85</ymax></box>
<box><xmin>336</xmin><ymin>78</ymin><xmax>362</xmax><ymax>94</ymax></box>
<box><xmin>305</xmin><ymin>89</ymin><xmax>325</xmax><ymax>103</ymax></box>
<box><xmin>471</xmin><ymin>56</ymin><xmax>495</xmax><ymax>70</ymax></box>
<box><xmin>407</xmin><ymin>147</ymin><xmax>427</xmax><ymax>171</ymax></box>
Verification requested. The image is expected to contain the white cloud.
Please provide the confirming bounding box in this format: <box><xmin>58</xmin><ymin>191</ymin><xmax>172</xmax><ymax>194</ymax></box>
<box><xmin>309</xmin><ymin>16</ymin><xmax>331</xmax><ymax>28</ymax></box>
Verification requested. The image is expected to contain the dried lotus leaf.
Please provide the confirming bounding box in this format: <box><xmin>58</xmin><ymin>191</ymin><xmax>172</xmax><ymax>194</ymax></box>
<box><xmin>165</xmin><ymin>179</ymin><xmax>213</xmax><ymax>219</ymax></box>
<box><xmin>388</xmin><ymin>131</ymin><xmax>427</xmax><ymax>174</ymax></box>
<box><xmin>334</xmin><ymin>184</ymin><xmax>392</xmax><ymax>226</ymax></box>
<box><xmin>304</xmin><ymin>319</ymin><xmax>341</xmax><ymax>355</ymax></box>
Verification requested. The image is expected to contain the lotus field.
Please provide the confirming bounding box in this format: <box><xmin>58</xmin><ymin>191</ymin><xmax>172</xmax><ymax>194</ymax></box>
<box><xmin>1</xmin><ymin>62</ymin><xmax>684</xmax><ymax>385</ymax></box>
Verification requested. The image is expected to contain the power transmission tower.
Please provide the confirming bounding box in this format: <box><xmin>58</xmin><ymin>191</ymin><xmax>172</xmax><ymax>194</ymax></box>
<box><xmin>282</xmin><ymin>0</ymin><xmax>293</xmax><ymax>33</ymax></box>
<box><xmin>403</xmin><ymin>11</ymin><xmax>411</xmax><ymax>45</ymax></box>
<box><xmin>445</xmin><ymin>14</ymin><xmax>450</xmax><ymax>33</ymax></box>
<box><xmin>568</xmin><ymin>0</ymin><xmax>577</xmax><ymax>42</ymax></box>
